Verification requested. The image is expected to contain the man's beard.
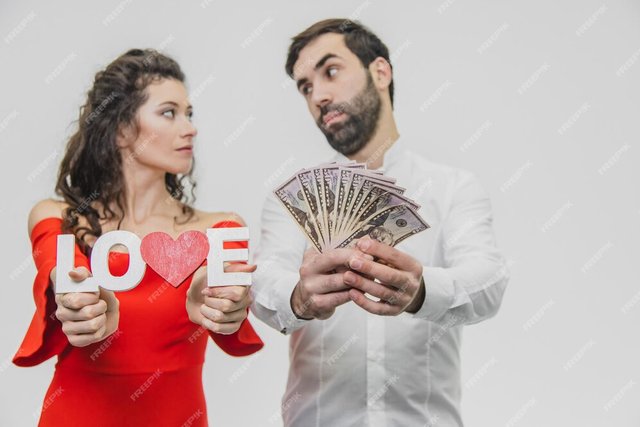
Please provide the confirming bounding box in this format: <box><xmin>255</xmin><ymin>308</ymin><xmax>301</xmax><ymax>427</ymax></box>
<box><xmin>316</xmin><ymin>73</ymin><xmax>382</xmax><ymax>156</ymax></box>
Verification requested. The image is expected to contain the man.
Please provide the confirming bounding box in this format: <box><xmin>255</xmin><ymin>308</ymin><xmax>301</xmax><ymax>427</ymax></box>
<box><xmin>252</xmin><ymin>19</ymin><xmax>509</xmax><ymax>427</ymax></box>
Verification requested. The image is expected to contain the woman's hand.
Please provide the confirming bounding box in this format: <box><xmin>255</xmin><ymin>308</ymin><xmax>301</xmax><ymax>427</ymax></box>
<box><xmin>53</xmin><ymin>267</ymin><xmax>120</xmax><ymax>347</ymax></box>
<box><xmin>186</xmin><ymin>263</ymin><xmax>256</xmax><ymax>335</ymax></box>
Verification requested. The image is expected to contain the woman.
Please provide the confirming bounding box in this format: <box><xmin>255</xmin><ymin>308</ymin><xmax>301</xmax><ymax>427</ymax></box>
<box><xmin>12</xmin><ymin>49</ymin><xmax>263</xmax><ymax>426</ymax></box>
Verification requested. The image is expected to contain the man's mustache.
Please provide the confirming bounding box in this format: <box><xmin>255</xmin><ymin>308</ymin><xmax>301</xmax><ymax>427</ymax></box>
<box><xmin>320</xmin><ymin>103</ymin><xmax>350</xmax><ymax>118</ymax></box>
<box><xmin>319</xmin><ymin>103</ymin><xmax>350</xmax><ymax>126</ymax></box>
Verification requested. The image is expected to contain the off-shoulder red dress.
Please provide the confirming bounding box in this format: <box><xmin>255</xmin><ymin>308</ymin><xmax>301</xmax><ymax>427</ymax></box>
<box><xmin>13</xmin><ymin>217</ymin><xmax>263</xmax><ymax>426</ymax></box>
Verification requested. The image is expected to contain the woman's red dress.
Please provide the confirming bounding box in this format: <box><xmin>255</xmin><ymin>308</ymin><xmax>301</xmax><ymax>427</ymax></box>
<box><xmin>13</xmin><ymin>217</ymin><xmax>263</xmax><ymax>426</ymax></box>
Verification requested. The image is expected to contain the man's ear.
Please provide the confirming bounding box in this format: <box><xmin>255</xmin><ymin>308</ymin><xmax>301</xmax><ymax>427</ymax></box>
<box><xmin>369</xmin><ymin>57</ymin><xmax>392</xmax><ymax>91</ymax></box>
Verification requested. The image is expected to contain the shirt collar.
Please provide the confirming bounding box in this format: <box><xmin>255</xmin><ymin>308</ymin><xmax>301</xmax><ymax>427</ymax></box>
<box><xmin>331</xmin><ymin>136</ymin><xmax>404</xmax><ymax>171</ymax></box>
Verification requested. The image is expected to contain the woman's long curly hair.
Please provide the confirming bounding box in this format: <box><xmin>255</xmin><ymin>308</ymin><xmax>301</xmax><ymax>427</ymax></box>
<box><xmin>55</xmin><ymin>49</ymin><xmax>196</xmax><ymax>254</ymax></box>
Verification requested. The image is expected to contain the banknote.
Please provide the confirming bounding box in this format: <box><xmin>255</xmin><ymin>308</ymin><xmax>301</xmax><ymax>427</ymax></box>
<box><xmin>273</xmin><ymin>162</ymin><xmax>429</xmax><ymax>251</ymax></box>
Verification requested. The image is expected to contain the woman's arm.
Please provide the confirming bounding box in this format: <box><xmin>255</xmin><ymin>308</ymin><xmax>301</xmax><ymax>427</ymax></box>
<box><xmin>30</xmin><ymin>200</ymin><xmax>120</xmax><ymax>348</ymax></box>
<box><xmin>185</xmin><ymin>212</ymin><xmax>263</xmax><ymax>356</ymax></box>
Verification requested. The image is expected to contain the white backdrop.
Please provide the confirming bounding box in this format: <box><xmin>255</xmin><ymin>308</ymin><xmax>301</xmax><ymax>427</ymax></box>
<box><xmin>1</xmin><ymin>1</ymin><xmax>638</xmax><ymax>426</ymax></box>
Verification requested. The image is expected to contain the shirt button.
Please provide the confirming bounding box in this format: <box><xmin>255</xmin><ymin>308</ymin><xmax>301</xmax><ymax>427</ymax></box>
<box><xmin>367</xmin><ymin>351</ymin><xmax>383</xmax><ymax>363</ymax></box>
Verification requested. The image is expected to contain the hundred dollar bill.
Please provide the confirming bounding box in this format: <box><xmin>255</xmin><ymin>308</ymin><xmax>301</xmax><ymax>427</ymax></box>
<box><xmin>273</xmin><ymin>161</ymin><xmax>429</xmax><ymax>252</ymax></box>
<box><xmin>320</xmin><ymin>166</ymin><xmax>340</xmax><ymax>242</ymax></box>
<box><xmin>335</xmin><ymin>171</ymin><xmax>398</xmax><ymax>239</ymax></box>
<box><xmin>346</xmin><ymin>191</ymin><xmax>420</xmax><ymax>234</ymax></box>
<box><xmin>273</xmin><ymin>175</ymin><xmax>323</xmax><ymax>251</ymax></box>
<box><xmin>333</xmin><ymin>167</ymin><xmax>354</xmax><ymax>240</ymax></box>
<box><xmin>338</xmin><ymin>189</ymin><xmax>419</xmax><ymax>243</ymax></box>
<box><xmin>336</xmin><ymin>204</ymin><xmax>429</xmax><ymax>249</ymax></box>
<box><xmin>336</xmin><ymin>178</ymin><xmax>406</xmax><ymax>240</ymax></box>
<box><xmin>297</xmin><ymin>170</ymin><xmax>327</xmax><ymax>249</ymax></box>
<box><xmin>312</xmin><ymin>167</ymin><xmax>330</xmax><ymax>246</ymax></box>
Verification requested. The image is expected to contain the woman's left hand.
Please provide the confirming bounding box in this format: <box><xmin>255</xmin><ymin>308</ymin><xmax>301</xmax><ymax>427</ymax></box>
<box><xmin>187</xmin><ymin>263</ymin><xmax>256</xmax><ymax>335</ymax></box>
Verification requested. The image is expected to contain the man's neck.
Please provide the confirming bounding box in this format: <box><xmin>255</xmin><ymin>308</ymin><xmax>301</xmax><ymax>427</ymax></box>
<box><xmin>348</xmin><ymin>114</ymin><xmax>399</xmax><ymax>169</ymax></box>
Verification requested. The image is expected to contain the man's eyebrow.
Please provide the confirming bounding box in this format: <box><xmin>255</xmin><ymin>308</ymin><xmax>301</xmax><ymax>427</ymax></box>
<box><xmin>295</xmin><ymin>53</ymin><xmax>342</xmax><ymax>91</ymax></box>
<box><xmin>296</xmin><ymin>77</ymin><xmax>309</xmax><ymax>91</ymax></box>
<box><xmin>314</xmin><ymin>53</ymin><xmax>340</xmax><ymax>71</ymax></box>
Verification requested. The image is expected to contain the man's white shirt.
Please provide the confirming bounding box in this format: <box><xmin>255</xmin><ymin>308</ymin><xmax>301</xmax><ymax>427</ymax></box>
<box><xmin>252</xmin><ymin>139</ymin><xmax>509</xmax><ymax>427</ymax></box>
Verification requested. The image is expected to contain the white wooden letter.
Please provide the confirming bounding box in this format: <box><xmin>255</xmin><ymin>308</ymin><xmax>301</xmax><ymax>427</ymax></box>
<box><xmin>55</xmin><ymin>231</ymin><xmax>146</xmax><ymax>293</ymax></box>
<box><xmin>55</xmin><ymin>234</ymin><xmax>96</xmax><ymax>293</ymax></box>
<box><xmin>206</xmin><ymin>227</ymin><xmax>251</xmax><ymax>287</ymax></box>
<box><xmin>91</xmin><ymin>231</ymin><xmax>146</xmax><ymax>292</ymax></box>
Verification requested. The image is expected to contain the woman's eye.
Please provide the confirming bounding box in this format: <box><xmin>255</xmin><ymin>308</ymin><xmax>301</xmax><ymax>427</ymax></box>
<box><xmin>162</xmin><ymin>109</ymin><xmax>175</xmax><ymax>118</ymax></box>
<box><xmin>187</xmin><ymin>111</ymin><xmax>194</xmax><ymax>120</ymax></box>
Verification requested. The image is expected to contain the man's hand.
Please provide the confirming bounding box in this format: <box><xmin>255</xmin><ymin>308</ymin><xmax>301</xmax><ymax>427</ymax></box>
<box><xmin>53</xmin><ymin>267</ymin><xmax>120</xmax><ymax>347</ymax></box>
<box><xmin>187</xmin><ymin>263</ymin><xmax>255</xmax><ymax>335</ymax></box>
<box><xmin>344</xmin><ymin>236</ymin><xmax>425</xmax><ymax>316</ymax></box>
<box><xmin>291</xmin><ymin>248</ymin><xmax>372</xmax><ymax>320</ymax></box>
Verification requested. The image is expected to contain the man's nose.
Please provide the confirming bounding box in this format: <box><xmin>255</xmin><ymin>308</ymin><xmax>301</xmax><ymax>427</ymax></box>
<box><xmin>311</xmin><ymin>82</ymin><xmax>332</xmax><ymax>109</ymax></box>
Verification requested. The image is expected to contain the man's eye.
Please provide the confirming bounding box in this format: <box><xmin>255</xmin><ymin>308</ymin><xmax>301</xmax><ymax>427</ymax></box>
<box><xmin>301</xmin><ymin>85</ymin><xmax>312</xmax><ymax>95</ymax></box>
<box><xmin>327</xmin><ymin>67</ymin><xmax>338</xmax><ymax>78</ymax></box>
<box><xmin>162</xmin><ymin>109</ymin><xmax>175</xmax><ymax>118</ymax></box>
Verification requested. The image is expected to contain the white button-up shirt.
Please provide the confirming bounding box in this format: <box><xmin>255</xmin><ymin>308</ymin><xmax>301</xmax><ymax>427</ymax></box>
<box><xmin>252</xmin><ymin>139</ymin><xmax>509</xmax><ymax>427</ymax></box>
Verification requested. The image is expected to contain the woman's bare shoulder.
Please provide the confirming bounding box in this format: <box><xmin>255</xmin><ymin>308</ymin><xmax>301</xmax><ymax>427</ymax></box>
<box><xmin>28</xmin><ymin>199</ymin><xmax>68</xmax><ymax>234</ymax></box>
<box><xmin>193</xmin><ymin>209</ymin><xmax>247</xmax><ymax>229</ymax></box>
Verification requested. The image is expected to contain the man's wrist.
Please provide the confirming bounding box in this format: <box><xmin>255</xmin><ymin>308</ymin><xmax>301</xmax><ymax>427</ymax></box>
<box><xmin>290</xmin><ymin>282</ymin><xmax>314</xmax><ymax>320</ymax></box>
<box><xmin>405</xmin><ymin>276</ymin><xmax>426</xmax><ymax>314</ymax></box>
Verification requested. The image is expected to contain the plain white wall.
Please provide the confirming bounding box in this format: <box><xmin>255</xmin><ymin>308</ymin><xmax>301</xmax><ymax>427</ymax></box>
<box><xmin>1</xmin><ymin>1</ymin><xmax>638</xmax><ymax>426</ymax></box>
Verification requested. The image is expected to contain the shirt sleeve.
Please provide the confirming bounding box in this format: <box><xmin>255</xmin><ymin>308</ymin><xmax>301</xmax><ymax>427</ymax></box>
<box><xmin>207</xmin><ymin>220</ymin><xmax>264</xmax><ymax>356</ymax></box>
<box><xmin>13</xmin><ymin>218</ymin><xmax>90</xmax><ymax>367</ymax></box>
<box><xmin>251</xmin><ymin>193</ymin><xmax>310</xmax><ymax>335</ymax></box>
<box><xmin>411</xmin><ymin>171</ymin><xmax>510</xmax><ymax>326</ymax></box>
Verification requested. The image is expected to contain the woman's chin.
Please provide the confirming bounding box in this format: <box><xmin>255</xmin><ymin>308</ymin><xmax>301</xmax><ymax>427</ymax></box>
<box><xmin>169</xmin><ymin>169</ymin><xmax>191</xmax><ymax>176</ymax></box>
<box><xmin>166</xmin><ymin>161</ymin><xmax>193</xmax><ymax>176</ymax></box>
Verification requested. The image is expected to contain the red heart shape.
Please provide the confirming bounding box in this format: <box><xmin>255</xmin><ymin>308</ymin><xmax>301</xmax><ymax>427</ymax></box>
<box><xmin>140</xmin><ymin>231</ymin><xmax>210</xmax><ymax>287</ymax></box>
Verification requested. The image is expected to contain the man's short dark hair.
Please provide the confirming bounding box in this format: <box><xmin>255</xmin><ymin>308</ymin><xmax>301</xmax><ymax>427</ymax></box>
<box><xmin>285</xmin><ymin>19</ymin><xmax>394</xmax><ymax>106</ymax></box>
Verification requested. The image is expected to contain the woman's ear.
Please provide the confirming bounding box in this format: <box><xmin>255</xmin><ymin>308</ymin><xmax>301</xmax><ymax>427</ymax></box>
<box><xmin>115</xmin><ymin>123</ymin><xmax>135</xmax><ymax>149</ymax></box>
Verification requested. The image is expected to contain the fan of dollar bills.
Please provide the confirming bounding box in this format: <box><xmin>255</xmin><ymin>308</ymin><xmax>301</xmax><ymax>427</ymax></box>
<box><xmin>273</xmin><ymin>162</ymin><xmax>430</xmax><ymax>252</ymax></box>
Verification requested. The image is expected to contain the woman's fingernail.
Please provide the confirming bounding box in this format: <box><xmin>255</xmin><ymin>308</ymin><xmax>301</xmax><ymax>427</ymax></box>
<box><xmin>350</xmin><ymin>258</ymin><xmax>363</xmax><ymax>270</ymax></box>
